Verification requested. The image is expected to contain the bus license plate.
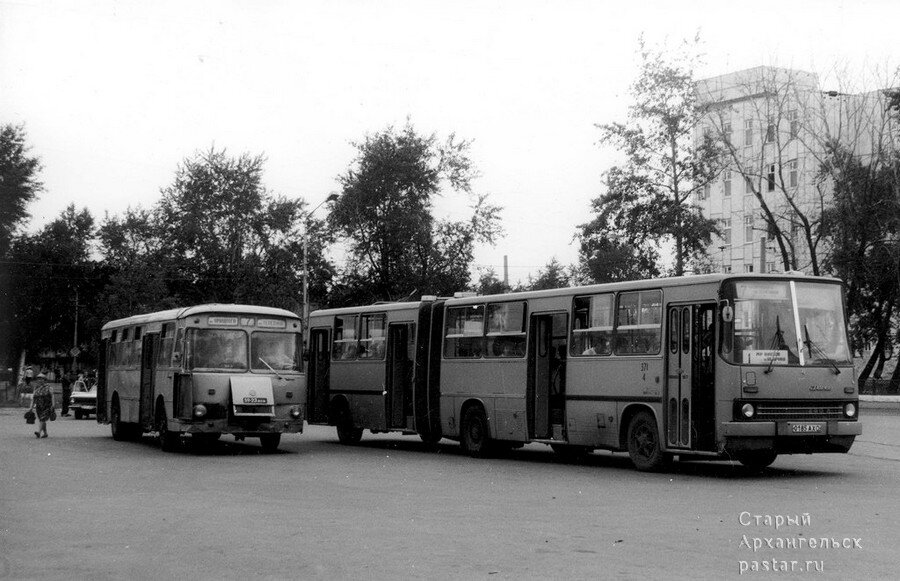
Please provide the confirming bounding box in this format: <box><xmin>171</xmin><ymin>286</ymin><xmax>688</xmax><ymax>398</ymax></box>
<box><xmin>790</xmin><ymin>423</ymin><xmax>822</xmax><ymax>434</ymax></box>
<box><xmin>242</xmin><ymin>397</ymin><xmax>268</xmax><ymax>404</ymax></box>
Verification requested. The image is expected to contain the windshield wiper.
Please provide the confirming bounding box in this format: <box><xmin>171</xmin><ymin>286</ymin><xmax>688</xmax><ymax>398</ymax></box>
<box><xmin>257</xmin><ymin>357</ymin><xmax>285</xmax><ymax>381</ymax></box>
<box><xmin>803</xmin><ymin>324</ymin><xmax>841</xmax><ymax>375</ymax></box>
<box><xmin>764</xmin><ymin>316</ymin><xmax>785</xmax><ymax>374</ymax></box>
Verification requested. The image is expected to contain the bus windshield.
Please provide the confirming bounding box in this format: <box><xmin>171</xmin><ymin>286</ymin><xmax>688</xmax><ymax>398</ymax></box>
<box><xmin>722</xmin><ymin>280</ymin><xmax>850</xmax><ymax>368</ymax></box>
<box><xmin>251</xmin><ymin>332</ymin><xmax>302</xmax><ymax>372</ymax></box>
<box><xmin>187</xmin><ymin>329</ymin><xmax>248</xmax><ymax>370</ymax></box>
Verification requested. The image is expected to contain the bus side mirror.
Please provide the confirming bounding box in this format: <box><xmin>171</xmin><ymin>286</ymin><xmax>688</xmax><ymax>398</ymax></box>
<box><xmin>722</xmin><ymin>305</ymin><xmax>734</xmax><ymax>323</ymax></box>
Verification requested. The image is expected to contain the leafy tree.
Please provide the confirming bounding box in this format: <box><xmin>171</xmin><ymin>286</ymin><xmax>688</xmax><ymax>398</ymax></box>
<box><xmin>153</xmin><ymin>148</ymin><xmax>332</xmax><ymax>312</ymax></box>
<box><xmin>5</xmin><ymin>206</ymin><xmax>98</xmax><ymax>365</ymax></box>
<box><xmin>575</xmin><ymin>236</ymin><xmax>659</xmax><ymax>284</ymax></box>
<box><xmin>330</xmin><ymin>121</ymin><xmax>501</xmax><ymax>304</ymax></box>
<box><xmin>582</xmin><ymin>37</ymin><xmax>721</xmax><ymax>278</ymax></box>
<box><xmin>0</xmin><ymin>123</ymin><xmax>43</xmax><ymax>257</ymax></box>
<box><xmin>517</xmin><ymin>258</ymin><xmax>572</xmax><ymax>291</ymax></box>
<box><xmin>820</xmin><ymin>143</ymin><xmax>900</xmax><ymax>389</ymax></box>
<box><xmin>470</xmin><ymin>267</ymin><xmax>510</xmax><ymax>296</ymax></box>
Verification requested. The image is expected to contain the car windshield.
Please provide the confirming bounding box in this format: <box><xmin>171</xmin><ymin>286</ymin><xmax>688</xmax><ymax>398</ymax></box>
<box><xmin>721</xmin><ymin>280</ymin><xmax>850</xmax><ymax>367</ymax></box>
<box><xmin>251</xmin><ymin>332</ymin><xmax>302</xmax><ymax>372</ymax></box>
<box><xmin>186</xmin><ymin>328</ymin><xmax>248</xmax><ymax>370</ymax></box>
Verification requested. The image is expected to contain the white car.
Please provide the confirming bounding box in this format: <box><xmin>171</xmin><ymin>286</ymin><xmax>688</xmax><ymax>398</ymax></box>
<box><xmin>69</xmin><ymin>386</ymin><xmax>97</xmax><ymax>420</ymax></box>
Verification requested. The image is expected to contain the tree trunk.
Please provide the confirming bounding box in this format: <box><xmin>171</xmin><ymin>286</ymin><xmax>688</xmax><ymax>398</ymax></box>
<box><xmin>857</xmin><ymin>336</ymin><xmax>884</xmax><ymax>391</ymax></box>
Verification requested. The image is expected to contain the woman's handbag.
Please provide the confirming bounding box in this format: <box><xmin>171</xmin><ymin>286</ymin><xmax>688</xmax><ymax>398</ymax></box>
<box><xmin>50</xmin><ymin>409</ymin><xmax>57</xmax><ymax>421</ymax></box>
<box><xmin>24</xmin><ymin>409</ymin><xmax>36</xmax><ymax>424</ymax></box>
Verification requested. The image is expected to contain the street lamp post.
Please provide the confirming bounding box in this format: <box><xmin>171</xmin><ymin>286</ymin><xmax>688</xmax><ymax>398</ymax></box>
<box><xmin>302</xmin><ymin>193</ymin><xmax>339</xmax><ymax>323</ymax></box>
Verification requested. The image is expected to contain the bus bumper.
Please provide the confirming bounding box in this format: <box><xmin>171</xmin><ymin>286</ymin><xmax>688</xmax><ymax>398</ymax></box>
<box><xmin>721</xmin><ymin>421</ymin><xmax>861</xmax><ymax>454</ymax></box>
<box><xmin>172</xmin><ymin>419</ymin><xmax>304</xmax><ymax>434</ymax></box>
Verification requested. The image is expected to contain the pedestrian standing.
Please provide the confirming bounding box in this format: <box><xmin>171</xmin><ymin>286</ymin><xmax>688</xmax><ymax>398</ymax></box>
<box><xmin>61</xmin><ymin>370</ymin><xmax>72</xmax><ymax>416</ymax></box>
<box><xmin>29</xmin><ymin>373</ymin><xmax>54</xmax><ymax>438</ymax></box>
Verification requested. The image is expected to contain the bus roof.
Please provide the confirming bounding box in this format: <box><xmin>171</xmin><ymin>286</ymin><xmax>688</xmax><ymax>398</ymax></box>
<box><xmin>309</xmin><ymin>301</ymin><xmax>425</xmax><ymax>319</ymax></box>
<box><xmin>101</xmin><ymin>303</ymin><xmax>301</xmax><ymax>331</ymax></box>
<box><xmin>308</xmin><ymin>272</ymin><xmax>843</xmax><ymax>315</ymax></box>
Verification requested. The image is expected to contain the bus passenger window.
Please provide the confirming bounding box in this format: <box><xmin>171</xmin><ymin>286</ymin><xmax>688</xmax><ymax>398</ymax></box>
<box><xmin>444</xmin><ymin>305</ymin><xmax>484</xmax><ymax>358</ymax></box>
<box><xmin>332</xmin><ymin>315</ymin><xmax>359</xmax><ymax>361</ymax></box>
<box><xmin>485</xmin><ymin>302</ymin><xmax>526</xmax><ymax>358</ymax></box>
<box><xmin>358</xmin><ymin>314</ymin><xmax>386</xmax><ymax>360</ymax></box>
<box><xmin>615</xmin><ymin>290</ymin><xmax>662</xmax><ymax>355</ymax></box>
<box><xmin>571</xmin><ymin>294</ymin><xmax>613</xmax><ymax>356</ymax></box>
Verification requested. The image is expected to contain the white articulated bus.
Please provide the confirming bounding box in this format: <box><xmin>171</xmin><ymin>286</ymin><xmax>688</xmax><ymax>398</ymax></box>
<box><xmin>307</xmin><ymin>273</ymin><xmax>860</xmax><ymax>471</ymax></box>
<box><xmin>97</xmin><ymin>304</ymin><xmax>305</xmax><ymax>451</ymax></box>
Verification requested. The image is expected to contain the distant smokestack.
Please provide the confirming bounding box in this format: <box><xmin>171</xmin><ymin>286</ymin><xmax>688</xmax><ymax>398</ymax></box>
<box><xmin>503</xmin><ymin>255</ymin><xmax>509</xmax><ymax>287</ymax></box>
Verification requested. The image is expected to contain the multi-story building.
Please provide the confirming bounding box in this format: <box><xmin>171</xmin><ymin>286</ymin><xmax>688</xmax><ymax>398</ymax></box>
<box><xmin>693</xmin><ymin>66</ymin><xmax>895</xmax><ymax>274</ymax></box>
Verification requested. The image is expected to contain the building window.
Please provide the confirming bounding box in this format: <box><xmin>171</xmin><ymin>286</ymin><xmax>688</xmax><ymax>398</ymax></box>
<box><xmin>744</xmin><ymin>264</ymin><xmax>754</xmax><ymax>273</ymax></box>
<box><xmin>766</xmin><ymin>120</ymin><xmax>776</xmax><ymax>143</ymax></box>
<box><xmin>788</xmin><ymin>110</ymin><xmax>799</xmax><ymax>140</ymax></box>
<box><xmin>767</xmin><ymin>164</ymin><xmax>776</xmax><ymax>192</ymax></box>
<box><xmin>722</xmin><ymin>218</ymin><xmax>732</xmax><ymax>245</ymax></box>
<box><xmin>700</xmin><ymin>183</ymin><xmax>710</xmax><ymax>200</ymax></box>
<box><xmin>766</xmin><ymin>261</ymin><xmax>776</xmax><ymax>273</ymax></box>
<box><xmin>723</xmin><ymin>122</ymin><xmax>733</xmax><ymax>146</ymax></box>
<box><xmin>724</xmin><ymin>170</ymin><xmax>732</xmax><ymax>197</ymax></box>
<box><xmin>744</xmin><ymin>119</ymin><xmax>754</xmax><ymax>146</ymax></box>
<box><xmin>723</xmin><ymin>265</ymin><xmax>733</xmax><ymax>274</ymax></box>
<box><xmin>744</xmin><ymin>215</ymin><xmax>754</xmax><ymax>242</ymax></box>
<box><xmin>789</xmin><ymin>159</ymin><xmax>798</xmax><ymax>187</ymax></box>
<box><xmin>745</xmin><ymin>176</ymin><xmax>754</xmax><ymax>195</ymax></box>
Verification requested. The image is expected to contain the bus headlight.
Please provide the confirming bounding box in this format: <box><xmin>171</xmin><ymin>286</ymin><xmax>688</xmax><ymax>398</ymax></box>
<box><xmin>844</xmin><ymin>403</ymin><xmax>857</xmax><ymax>418</ymax></box>
<box><xmin>289</xmin><ymin>405</ymin><xmax>302</xmax><ymax>419</ymax></box>
<box><xmin>192</xmin><ymin>404</ymin><xmax>207</xmax><ymax>419</ymax></box>
<box><xmin>741</xmin><ymin>403</ymin><xmax>755</xmax><ymax>419</ymax></box>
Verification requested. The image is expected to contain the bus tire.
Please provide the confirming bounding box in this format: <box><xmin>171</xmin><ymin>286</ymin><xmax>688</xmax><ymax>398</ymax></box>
<box><xmin>191</xmin><ymin>433</ymin><xmax>220</xmax><ymax>450</ymax></box>
<box><xmin>461</xmin><ymin>405</ymin><xmax>492</xmax><ymax>458</ymax></box>
<box><xmin>736</xmin><ymin>450</ymin><xmax>777</xmax><ymax>471</ymax></box>
<box><xmin>260</xmin><ymin>433</ymin><xmax>281</xmax><ymax>452</ymax></box>
<box><xmin>335</xmin><ymin>406</ymin><xmax>363</xmax><ymax>445</ymax></box>
<box><xmin>627</xmin><ymin>410</ymin><xmax>669</xmax><ymax>472</ymax></box>
<box><xmin>157</xmin><ymin>405</ymin><xmax>179</xmax><ymax>453</ymax></box>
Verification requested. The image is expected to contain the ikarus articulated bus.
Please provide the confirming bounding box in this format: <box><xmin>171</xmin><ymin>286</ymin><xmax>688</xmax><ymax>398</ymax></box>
<box><xmin>97</xmin><ymin>304</ymin><xmax>305</xmax><ymax>451</ymax></box>
<box><xmin>307</xmin><ymin>273</ymin><xmax>861</xmax><ymax>471</ymax></box>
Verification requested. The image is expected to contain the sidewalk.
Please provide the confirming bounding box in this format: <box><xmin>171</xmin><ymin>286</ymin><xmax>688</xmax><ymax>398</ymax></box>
<box><xmin>860</xmin><ymin>394</ymin><xmax>900</xmax><ymax>412</ymax></box>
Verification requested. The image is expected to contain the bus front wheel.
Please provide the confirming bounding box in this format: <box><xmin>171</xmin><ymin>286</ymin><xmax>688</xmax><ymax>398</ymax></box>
<box><xmin>735</xmin><ymin>450</ymin><xmax>777</xmax><ymax>471</ymax></box>
<box><xmin>461</xmin><ymin>406</ymin><xmax>492</xmax><ymax>458</ymax></box>
<box><xmin>627</xmin><ymin>411</ymin><xmax>669</xmax><ymax>472</ymax></box>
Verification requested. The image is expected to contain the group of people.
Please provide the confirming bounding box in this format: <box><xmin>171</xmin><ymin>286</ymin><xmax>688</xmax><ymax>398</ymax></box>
<box><xmin>22</xmin><ymin>366</ymin><xmax>93</xmax><ymax>439</ymax></box>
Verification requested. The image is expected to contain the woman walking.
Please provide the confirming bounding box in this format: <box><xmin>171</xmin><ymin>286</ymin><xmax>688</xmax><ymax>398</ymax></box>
<box><xmin>30</xmin><ymin>373</ymin><xmax>54</xmax><ymax>438</ymax></box>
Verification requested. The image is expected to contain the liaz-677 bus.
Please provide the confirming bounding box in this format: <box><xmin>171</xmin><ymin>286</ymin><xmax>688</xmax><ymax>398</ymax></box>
<box><xmin>97</xmin><ymin>304</ymin><xmax>305</xmax><ymax>451</ymax></box>
<box><xmin>306</xmin><ymin>273</ymin><xmax>860</xmax><ymax>471</ymax></box>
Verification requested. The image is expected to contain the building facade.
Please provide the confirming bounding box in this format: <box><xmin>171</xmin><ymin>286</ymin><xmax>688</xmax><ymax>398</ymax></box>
<box><xmin>694</xmin><ymin>66</ymin><xmax>895</xmax><ymax>275</ymax></box>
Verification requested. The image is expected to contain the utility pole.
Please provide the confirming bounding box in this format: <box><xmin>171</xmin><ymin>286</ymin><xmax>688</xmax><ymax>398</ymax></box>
<box><xmin>302</xmin><ymin>193</ymin><xmax>339</xmax><ymax>323</ymax></box>
<box><xmin>73</xmin><ymin>289</ymin><xmax>79</xmax><ymax>372</ymax></box>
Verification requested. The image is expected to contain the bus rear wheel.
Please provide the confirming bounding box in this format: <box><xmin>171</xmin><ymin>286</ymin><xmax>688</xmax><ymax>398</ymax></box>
<box><xmin>461</xmin><ymin>406</ymin><xmax>492</xmax><ymax>458</ymax></box>
<box><xmin>260</xmin><ymin>433</ymin><xmax>281</xmax><ymax>452</ymax></box>
<box><xmin>110</xmin><ymin>399</ymin><xmax>131</xmax><ymax>441</ymax></box>
<box><xmin>627</xmin><ymin>411</ymin><xmax>669</xmax><ymax>472</ymax></box>
<box><xmin>735</xmin><ymin>450</ymin><xmax>777</xmax><ymax>471</ymax></box>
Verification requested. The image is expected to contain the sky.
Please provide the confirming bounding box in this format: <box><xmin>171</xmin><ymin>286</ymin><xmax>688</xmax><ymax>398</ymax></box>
<box><xmin>2</xmin><ymin>0</ymin><xmax>899</xmax><ymax>286</ymax></box>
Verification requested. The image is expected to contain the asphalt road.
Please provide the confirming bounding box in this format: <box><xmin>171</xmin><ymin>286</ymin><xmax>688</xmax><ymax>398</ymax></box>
<box><xmin>1</xmin><ymin>408</ymin><xmax>898</xmax><ymax>580</ymax></box>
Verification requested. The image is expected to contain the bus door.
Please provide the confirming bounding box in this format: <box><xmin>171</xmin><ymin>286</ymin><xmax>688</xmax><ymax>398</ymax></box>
<box><xmin>139</xmin><ymin>333</ymin><xmax>158</xmax><ymax>427</ymax></box>
<box><xmin>666</xmin><ymin>304</ymin><xmax>716</xmax><ymax>450</ymax></box>
<box><xmin>386</xmin><ymin>323</ymin><xmax>414</xmax><ymax>429</ymax></box>
<box><xmin>530</xmin><ymin>313</ymin><xmax>567</xmax><ymax>440</ymax></box>
<box><xmin>307</xmin><ymin>328</ymin><xmax>331</xmax><ymax>424</ymax></box>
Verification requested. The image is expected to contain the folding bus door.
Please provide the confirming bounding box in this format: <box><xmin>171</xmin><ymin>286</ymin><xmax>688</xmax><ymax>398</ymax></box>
<box><xmin>139</xmin><ymin>333</ymin><xmax>158</xmax><ymax>427</ymax></box>
<box><xmin>307</xmin><ymin>328</ymin><xmax>331</xmax><ymax>424</ymax></box>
